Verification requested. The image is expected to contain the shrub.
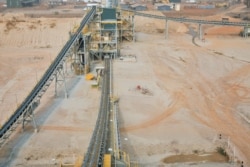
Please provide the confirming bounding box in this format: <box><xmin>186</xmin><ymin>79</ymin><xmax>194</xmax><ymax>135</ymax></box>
<box><xmin>216</xmin><ymin>147</ymin><xmax>228</xmax><ymax>157</ymax></box>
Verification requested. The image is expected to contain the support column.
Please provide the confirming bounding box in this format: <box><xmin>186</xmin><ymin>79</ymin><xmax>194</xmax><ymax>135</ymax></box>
<box><xmin>247</xmin><ymin>27</ymin><xmax>249</xmax><ymax>38</ymax></box>
<box><xmin>132</xmin><ymin>15</ymin><xmax>135</xmax><ymax>42</ymax></box>
<box><xmin>84</xmin><ymin>35</ymin><xmax>89</xmax><ymax>74</ymax></box>
<box><xmin>120</xmin><ymin>16</ymin><xmax>123</xmax><ymax>43</ymax></box>
<box><xmin>244</xmin><ymin>26</ymin><xmax>249</xmax><ymax>38</ymax></box>
<box><xmin>22</xmin><ymin>102</ymin><xmax>38</xmax><ymax>132</ymax></box>
<box><xmin>55</xmin><ymin>65</ymin><xmax>68</xmax><ymax>98</ymax></box>
<box><xmin>165</xmin><ymin>19</ymin><xmax>169</xmax><ymax>39</ymax></box>
<box><xmin>243</xmin><ymin>27</ymin><xmax>246</xmax><ymax>38</ymax></box>
<box><xmin>198</xmin><ymin>24</ymin><xmax>203</xmax><ymax>40</ymax></box>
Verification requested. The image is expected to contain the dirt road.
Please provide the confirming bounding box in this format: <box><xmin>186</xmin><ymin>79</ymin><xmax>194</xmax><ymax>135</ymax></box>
<box><xmin>116</xmin><ymin>32</ymin><xmax>250</xmax><ymax>166</ymax></box>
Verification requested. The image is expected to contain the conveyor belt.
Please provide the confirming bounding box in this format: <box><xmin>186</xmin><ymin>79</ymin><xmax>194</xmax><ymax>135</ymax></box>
<box><xmin>122</xmin><ymin>9</ymin><xmax>250</xmax><ymax>26</ymax></box>
<box><xmin>82</xmin><ymin>58</ymin><xmax>111</xmax><ymax>167</ymax></box>
<box><xmin>82</xmin><ymin>58</ymin><xmax>125</xmax><ymax>167</ymax></box>
<box><xmin>0</xmin><ymin>7</ymin><xmax>96</xmax><ymax>145</ymax></box>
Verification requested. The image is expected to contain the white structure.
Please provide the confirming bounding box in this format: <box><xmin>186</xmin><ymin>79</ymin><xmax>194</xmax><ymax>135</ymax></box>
<box><xmin>87</xmin><ymin>2</ymin><xmax>100</xmax><ymax>7</ymax></box>
<box><xmin>174</xmin><ymin>3</ymin><xmax>180</xmax><ymax>11</ymax></box>
<box><xmin>186</xmin><ymin>0</ymin><xmax>196</xmax><ymax>3</ymax></box>
<box><xmin>101</xmin><ymin>0</ymin><xmax>112</xmax><ymax>7</ymax></box>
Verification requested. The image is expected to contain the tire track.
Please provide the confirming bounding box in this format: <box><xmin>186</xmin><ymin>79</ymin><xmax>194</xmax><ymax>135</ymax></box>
<box><xmin>120</xmin><ymin>92</ymin><xmax>184</xmax><ymax>132</ymax></box>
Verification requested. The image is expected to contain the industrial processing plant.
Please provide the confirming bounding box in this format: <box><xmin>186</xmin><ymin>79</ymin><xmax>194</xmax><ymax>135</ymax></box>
<box><xmin>0</xmin><ymin>0</ymin><xmax>250</xmax><ymax>166</ymax></box>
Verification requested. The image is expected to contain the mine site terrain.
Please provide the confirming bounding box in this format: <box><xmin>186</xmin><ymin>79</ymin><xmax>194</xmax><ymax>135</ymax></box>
<box><xmin>0</xmin><ymin>2</ymin><xmax>250</xmax><ymax>167</ymax></box>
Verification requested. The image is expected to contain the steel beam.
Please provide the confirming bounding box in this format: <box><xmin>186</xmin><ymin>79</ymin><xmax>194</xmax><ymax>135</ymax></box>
<box><xmin>55</xmin><ymin>65</ymin><xmax>68</xmax><ymax>98</ymax></box>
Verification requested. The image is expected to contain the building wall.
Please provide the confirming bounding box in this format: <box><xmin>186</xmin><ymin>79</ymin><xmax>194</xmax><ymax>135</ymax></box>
<box><xmin>7</xmin><ymin>0</ymin><xmax>21</xmax><ymax>7</ymax></box>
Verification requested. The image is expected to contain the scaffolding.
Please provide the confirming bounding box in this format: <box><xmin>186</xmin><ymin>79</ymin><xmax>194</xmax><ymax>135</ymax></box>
<box><xmin>82</xmin><ymin>7</ymin><xmax>134</xmax><ymax>64</ymax></box>
<box><xmin>117</xmin><ymin>9</ymin><xmax>135</xmax><ymax>42</ymax></box>
<box><xmin>87</xmin><ymin>8</ymin><xmax>118</xmax><ymax>60</ymax></box>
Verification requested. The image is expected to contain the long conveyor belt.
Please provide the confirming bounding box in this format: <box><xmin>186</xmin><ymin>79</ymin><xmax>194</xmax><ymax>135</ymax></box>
<box><xmin>82</xmin><ymin>58</ymin><xmax>111</xmax><ymax>167</ymax></box>
<box><xmin>82</xmin><ymin>57</ymin><xmax>129</xmax><ymax>167</ymax></box>
<box><xmin>0</xmin><ymin>7</ymin><xmax>96</xmax><ymax>145</ymax></box>
<box><xmin>122</xmin><ymin>9</ymin><xmax>250</xmax><ymax>26</ymax></box>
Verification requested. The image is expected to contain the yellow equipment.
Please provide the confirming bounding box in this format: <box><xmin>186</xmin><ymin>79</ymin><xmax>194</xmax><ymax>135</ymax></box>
<box><xmin>103</xmin><ymin>154</ymin><xmax>111</xmax><ymax>167</ymax></box>
<box><xmin>85</xmin><ymin>73</ymin><xmax>95</xmax><ymax>80</ymax></box>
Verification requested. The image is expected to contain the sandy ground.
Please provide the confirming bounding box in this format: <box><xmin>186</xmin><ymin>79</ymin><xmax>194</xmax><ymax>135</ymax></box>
<box><xmin>116</xmin><ymin>26</ymin><xmax>250</xmax><ymax>166</ymax></box>
<box><xmin>117</xmin><ymin>33</ymin><xmax>250</xmax><ymax>166</ymax></box>
<box><xmin>0</xmin><ymin>13</ymin><xmax>81</xmax><ymax>126</ymax></box>
<box><xmin>0</xmin><ymin>74</ymin><xmax>100</xmax><ymax>166</ymax></box>
<box><xmin>0</xmin><ymin>5</ymin><xmax>250</xmax><ymax>167</ymax></box>
<box><xmin>0</xmin><ymin>12</ymin><xmax>100</xmax><ymax>166</ymax></box>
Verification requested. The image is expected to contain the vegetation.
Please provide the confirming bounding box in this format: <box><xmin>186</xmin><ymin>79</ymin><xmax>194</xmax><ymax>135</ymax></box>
<box><xmin>216</xmin><ymin>147</ymin><xmax>228</xmax><ymax>158</ymax></box>
<box><xmin>50</xmin><ymin>22</ymin><xmax>56</xmax><ymax>28</ymax></box>
<box><xmin>193</xmin><ymin>150</ymin><xmax>199</xmax><ymax>154</ymax></box>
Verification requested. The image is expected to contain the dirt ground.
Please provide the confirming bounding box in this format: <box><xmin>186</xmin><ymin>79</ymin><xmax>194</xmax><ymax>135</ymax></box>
<box><xmin>116</xmin><ymin>31</ymin><xmax>250</xmax><ymax>166</ymax></box>
<box><xmin>0</xmin><ymin>4</ymin><xmax>250</xmax><ymax>167</ymax></box>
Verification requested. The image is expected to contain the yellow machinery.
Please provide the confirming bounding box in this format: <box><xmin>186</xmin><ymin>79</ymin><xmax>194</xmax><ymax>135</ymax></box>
<box><xmin>103</xmin><ymin>154</ymin><xmax>111</xmax><ymax>167</ymax></box>
<box><xmin>103</xmin><ymin>151</ymin><xmax>139</xmax><ymax>167</ymax></box>
<box><xmin>85</xmin><ymin>73</ymin><xmax>95</xmax><ymax>80</ymax></box>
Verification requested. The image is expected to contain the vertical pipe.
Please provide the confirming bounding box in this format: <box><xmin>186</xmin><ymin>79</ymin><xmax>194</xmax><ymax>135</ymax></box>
<box><xmin>165</xmin><ymin>19</ymin><xmax>168</xmax><ymax>39</ymax></box>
